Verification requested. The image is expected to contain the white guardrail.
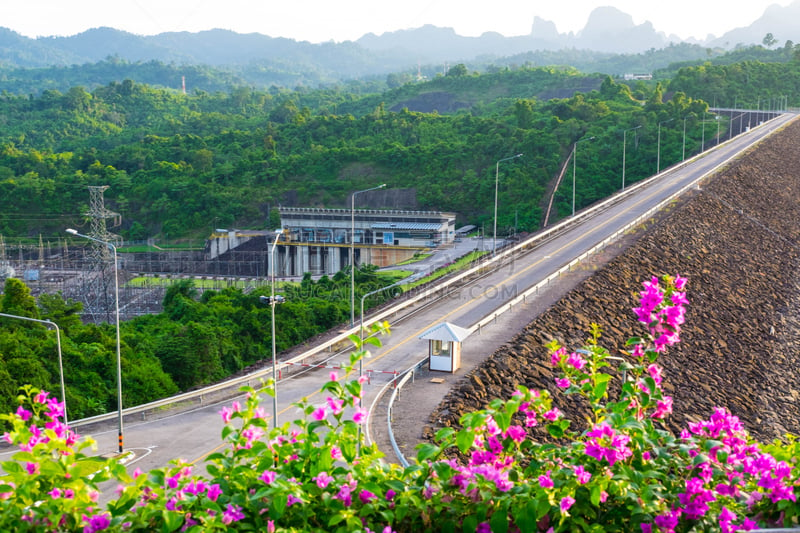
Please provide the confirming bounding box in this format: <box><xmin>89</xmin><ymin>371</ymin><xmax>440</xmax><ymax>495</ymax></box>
<box><xmin>378</xmin><ymin>112</ymin><xmax>796</xmax><ymax>466</ymax></box>
<box><xmin>72</xmin><ymin>113</ymin><xmax>792</xmax><ymax>431</ymax></box>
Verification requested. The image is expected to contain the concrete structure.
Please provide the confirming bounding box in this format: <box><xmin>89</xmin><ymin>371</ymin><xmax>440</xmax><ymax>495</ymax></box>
<box><xmin>204</xmin><ymin>208</ymin><xmax>457</xmax><ymax>278</ymax></box>
<box><xmin>279</xmin><ymin>207</ymin><xmax>456</xmax><ymax>248</ymax></box>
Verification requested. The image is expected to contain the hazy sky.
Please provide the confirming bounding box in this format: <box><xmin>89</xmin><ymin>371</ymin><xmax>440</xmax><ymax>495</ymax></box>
<box><xmin>2</xmin><ymin>0</ymin><xmax>794</xmax><ymax>42</ymax></box>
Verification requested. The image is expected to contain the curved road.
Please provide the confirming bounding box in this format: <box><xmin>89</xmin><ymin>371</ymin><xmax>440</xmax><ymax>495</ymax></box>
<box><xmin>11</xmin><ymin>112</ymin><xmax>793</xmax><ymax>479</ymax></box>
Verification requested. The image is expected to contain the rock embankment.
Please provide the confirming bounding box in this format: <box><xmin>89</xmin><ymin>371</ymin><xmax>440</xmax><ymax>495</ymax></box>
<box><xmin>429</xmin><ymin>118</ymin><xmax>800</xmax><ymax>443</ymax></box>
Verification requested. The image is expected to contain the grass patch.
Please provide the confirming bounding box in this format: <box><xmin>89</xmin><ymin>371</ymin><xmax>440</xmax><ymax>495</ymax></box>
<box><xmin>402</xmin><ymin>250</ymin><xmax>487</xmax><ymax>289</ymax></box>
<box><xmin>396</xmin><ymin>253</ymin><xmax>432</xmax><ymax>266</ymax></box>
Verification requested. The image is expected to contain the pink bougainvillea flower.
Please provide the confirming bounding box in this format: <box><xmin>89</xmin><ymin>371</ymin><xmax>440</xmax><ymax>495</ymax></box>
<box><xmin>206</xmin><ymin>484</ymin><xmax>222</xmax><ymax>502</ymax></box>
<box><xmin>259</xmin><ymin>470</ymin><xmax>277</xmax><ymax>485</ymax></box>
<box><xmin>353</xmin><ymin>408</ymin><xmax>368</xmax><ymax>424</ymax></box>
<box><xmin>573</xmin><ymin>465</ymin><xmax>591</xmax><ymax>484</ymax></box>
<box><xmin>312</xmin><ymin>406</ymin><xmax>327</xmax><ymax>421</ymax></box>
<box><xmin>313</xmin><ymin>471</ymin><xmax>333</xmax><ymax>489</ymax></box>
<box><xmin>560</xmin><ymin>496</ymin><xmax>575</xmax><ymax>513</ymax></box>
<box><xmin>222</xmin><ymin>504</ymin><xmax>245</xmax><ymax>525</ymax></box>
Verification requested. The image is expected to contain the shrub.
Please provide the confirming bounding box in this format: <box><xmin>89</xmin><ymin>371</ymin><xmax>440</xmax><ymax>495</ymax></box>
<box><xmin>2</xmin><ymin>275</ymin><xmax>799</xmax><ymax>531</ymax></box>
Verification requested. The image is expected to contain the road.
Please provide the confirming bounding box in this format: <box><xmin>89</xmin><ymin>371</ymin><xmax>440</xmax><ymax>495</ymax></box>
<box><xmin>11</xmin><ymin>112</ymin><xmax>793</xmax><ymax>480</ymax></box>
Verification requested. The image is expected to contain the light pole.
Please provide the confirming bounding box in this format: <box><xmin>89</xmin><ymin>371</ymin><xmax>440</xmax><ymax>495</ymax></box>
<box><xmin>66</xmin><ymin>228</ymin><xmax>123</xmax><ymax>453</ymax></box>
<box><xmin>682</xmin><ymin>113</ymin><xmax>695</xmax><ymax>161</ymax></box>
<box><xmin>572</xmin><ymin>137</ymin><xmax>594</xmax><ymax>217</ymax></box>
<box><xmin>0</xmin><ymin>313</ymin><xmax>66</xmax><ymax>426</ymax></box>
<box><xmin>493</xmin><ymin>153</ymin><xmax>523</xmax><ymax>255</ymax></box>
<box><xmin>350</xmin><ymin>184</ymin><xmax>386</xmax><ymax>328</ymax></box>
<box><xmin>622</xmin><ymin>126</ymin><xmax>641</xmax><ymax>190</ymax></box>
<box><xmin>262</xmin><ymin>229</ymin><xmax>283</xmax><ymax>428</ymax></box>
<box><xmin>358</xmin><ymin>276</ymin><xmax>407</xmax><ymax>453</ymax></box>
<box><xmin>657</xmin><ymin>119</ymin><xmax>674</xmax><ymax>174</ymax></box>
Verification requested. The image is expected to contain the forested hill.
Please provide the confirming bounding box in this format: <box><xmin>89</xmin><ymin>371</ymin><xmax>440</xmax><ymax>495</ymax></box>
<box><xmin>1</xmin><ymin>57</ymin><xmax>799</xmax><ymax>243</ymax></box>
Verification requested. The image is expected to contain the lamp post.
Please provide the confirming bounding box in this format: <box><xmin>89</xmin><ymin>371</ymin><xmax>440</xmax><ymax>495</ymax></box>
<box><xmin>0</xmin><ymin>313</ymin><xmax>66</xmax><ymax>426</ymax></box>
<box><xmin>66</xmin><ymin>228</ymin><xmax>123</xmax><ymax>453</ymax></box>
<box><xmin>358</xmin><ymin>276</ymin><xmax>407</xmax><ymax>453</ymax></box>
<box><xmin>261</xmin><ymin>229</ymin><xmax>283</xmax><ymax>428</ymax></box>
<box><xmin>350</xmin><ymin>184</ymin><xmax>386</xmax><ymax>328</ymax></box>
<box><xmin>657</xmin><ymin>119</ymin><xmax>674</xmax><ymax>174</ymax></box>
<box><xmin>493</xmin><ymin>153</ymin><xmax>523</xmax><ymax>255</ymax></box>
<box><xmin>622</xmin><ymin>126</ymin><xmax>641</xmax><ymax>190</ymax></box>
<box><xmin>572</xmin><ymin>137</ymin><xmax>594</xmax><ymax>217</ymax></box>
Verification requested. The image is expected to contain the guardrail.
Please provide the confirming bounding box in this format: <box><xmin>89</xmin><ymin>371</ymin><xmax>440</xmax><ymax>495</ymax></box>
<box><xmin>380</xmin><ymin>112</ymin><xmax>794</xmax><ymax>467</ymax></box>
<box><xmin>70</xmin><ymin>113</ymin><xmax>790</xmax><ymax>431</ymax></box>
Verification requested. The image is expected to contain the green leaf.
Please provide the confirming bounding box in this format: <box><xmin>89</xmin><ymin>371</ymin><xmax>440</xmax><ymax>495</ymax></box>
<box><xmin>416</xmin><ymin>443</ymin><xmax>439</xmax><ymax>462</ymax></box>
<box><xmin>490</xmin><ymin>507</ymin><xmax>509</xmax><ymax>533</ymax></box>
<box><xmin>456</xmin><ymin>429</ymin><xmax>475</xmax><ymax>453</ymax></box>
<box><xmin>591</xmin><ymin>483</ymin><xmax>603</xmax><ymax>506</ymax></box>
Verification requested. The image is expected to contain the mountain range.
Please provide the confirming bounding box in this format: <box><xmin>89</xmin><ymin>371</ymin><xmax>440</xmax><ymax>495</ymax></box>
<box><xmin>0</xmin><ymin>2</ymin><xmax>798</xmax><ymax>88</ymax></box>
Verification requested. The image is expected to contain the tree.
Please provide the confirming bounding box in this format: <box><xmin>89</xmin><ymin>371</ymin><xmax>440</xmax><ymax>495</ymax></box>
<box><xmin>763</xmin><ymin>33</ymin><xmax>777</xmax><ymax>48</ymax></box>
<box><xmin>1</xmin><ymin>278</ymin><xmax>39</xmax><ymax>318</ymax></box>
<box><xmin>447</xmin><ymin>64</ymin><xmax>468</xmax><ymax>77</ymax></box>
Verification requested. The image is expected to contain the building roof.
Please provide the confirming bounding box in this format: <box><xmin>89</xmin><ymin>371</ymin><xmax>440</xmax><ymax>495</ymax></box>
<box><xmin>419</xmin><ymin>322</ymin><xmax>472</xmax><ymax>342</ymax></box>
<box><xmin>371</xmin><ymin>222</ymin><xmax>443</xmax><ymax>231</ymax></box>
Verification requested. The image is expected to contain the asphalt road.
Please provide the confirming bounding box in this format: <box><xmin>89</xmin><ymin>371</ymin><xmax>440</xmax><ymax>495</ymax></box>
<box><xmin>8</xmin><ymin>112</ymin><xmax>792</xmax><ymax>483</ymax></box>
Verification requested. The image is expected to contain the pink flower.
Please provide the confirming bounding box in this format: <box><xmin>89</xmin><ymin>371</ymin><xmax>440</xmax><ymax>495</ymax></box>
<box><xmin>34</xmin><ymin>391</ymin><xmax>49</xmax><ymax>404</ymax></box>
<box><xmin>560</xmin><ymin>496</ymin><xmax>575</xmax><ymax>513</ymax></box>
<box><xmin>206</xmin><ymin>484</ymin><xmax>222</xmax><ymax>502</ymax></box>
<box><xmin>286</xmin><ymin>494</ymin><xmax>303</xmax><ymax>507</ymax></box>
<box><xmin>555</xmin><ymin>377</ymin><xmax>571</xmax><ymax>388</ymax></box>
<box><xmin>573</xmin><ymin>465</ymin><xmax>591</xmax><ymax>484</ymax></box>
<box><xmin>543</xmin><ymin>408</ymin><xmax>561</xmax><ymax>421</ymax></box>
<box><xmin>359</xmin><ymin>489</ymin><xmax>377</xmax><ymax>504</ymax></box>
<box><xmin>313</xmin><ymin>471</ymin><xmax>333</xmax><ymax>489</ymax></box>
<box><xmin>222</xmin><ymin>504</ymin><xmax>245</xmax><ymax>525</ymax></box>
<box><xmin>259</xmin><ymin>470</ymin><xmax>277</xmax><ymax>485</ymax></box>
<box><xmin>353</xmin><ymin>408</ymin><xmax>368</xmax><ymax>424</ymax></box>
<box><xmin>504</xmin><ymin>425</ymin><xmax>526</xmax><ymax>444</ymax></box>
<box><xmin>82</xmin><ymin>512</ymin><xmax>110</xmax><ymax>533</ymax></box>
<box><xmin>326</xmin><ymin>397</ymin><xmax>344</xmax><ymax>415</ymax></box>
<box><xmin>651</xmin><ymin>397</ymin><xmax>673</xmax><ymax>419</ymax></box>
<box><xmin>331</xmin><ymin>446</ymin><xmax>343</xmax><ymax>460</ymax></box>
<box><xmin>566</xmin><ymin>352</ymin><xmax>587</xmax><ymax>370</ymax></box>
<box><xmin>647</xmin><ymin>364</ymin><xmax>663</xmax><ymax>385</ymax></box>
<box><xmin>538</xmin><ymin>471</ymin><xmax>554</xmax><ymax>488</ymax></box>
<box><xmin>25</xmin><ymin>462</ymin><xmax>39</xmax><ymax>475</ymax></box>
<box><xmin>219</xmin><ymin>406</ymin><xmax>233</xmax><ymax>424</ymax></box>
<box><xmin>16</xmin><ymin>406</ymin><xmax>31</xmax><ymax>421</ymax></box>
<box><xmin>312</xmin><ymin>406</ymin><xmax>327</xmax><ymax>421</ymax></box>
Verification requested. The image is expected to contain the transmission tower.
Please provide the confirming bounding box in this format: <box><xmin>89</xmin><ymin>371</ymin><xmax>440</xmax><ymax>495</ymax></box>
<box><xmin>76</xmin><ymin>186</ymin><xmax>122</xmax><ymax>323</ymax></box>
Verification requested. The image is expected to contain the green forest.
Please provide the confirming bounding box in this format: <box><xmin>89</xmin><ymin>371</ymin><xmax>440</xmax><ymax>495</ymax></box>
<box><xmin>1</xmin><ymin>44</ymin><xmax>799</xmax><ymax>420</ymax></box>
<box><xmin>0</xmin><ymin>266</ymin><xmax>402</xmax><ymax>420</ymax></box>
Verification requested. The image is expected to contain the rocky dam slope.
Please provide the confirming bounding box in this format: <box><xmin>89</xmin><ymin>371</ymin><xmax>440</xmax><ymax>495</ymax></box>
<box><xmin>425</xmin><ymin>117</ymin><xmax>800</xmax><ymax>445</ymax></box>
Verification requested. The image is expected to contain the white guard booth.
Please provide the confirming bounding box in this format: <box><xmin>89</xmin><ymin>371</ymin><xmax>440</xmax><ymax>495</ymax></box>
<box><xmin>420</xmin><ymin>322</ymin><xmax>471</xmax><ymax>373</ymax></box>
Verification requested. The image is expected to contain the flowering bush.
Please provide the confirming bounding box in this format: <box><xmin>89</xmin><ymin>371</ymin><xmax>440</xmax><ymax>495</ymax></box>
<box><xmin>2</xmin><ymin>275</ymin><xmax>800</xmax><ymax>531</ymax></box>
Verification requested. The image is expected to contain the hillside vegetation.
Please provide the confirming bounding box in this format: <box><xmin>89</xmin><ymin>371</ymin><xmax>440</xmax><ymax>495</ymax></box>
<box><xmin>0</xmin><ymin>64</ymin><xmax>755</xmax><ymax>242</ymax></box>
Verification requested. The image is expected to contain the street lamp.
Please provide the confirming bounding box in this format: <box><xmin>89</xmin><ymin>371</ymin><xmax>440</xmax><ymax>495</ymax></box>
<box><xmin>358</xmin><ymin>276</ymin><xmax>408</xmax><ymax>454</ymax></box>
<box><xmin>657</xmin><ymin>119</ymin><xmax>674</xmax><ymax>174</ymax></box>
<box><xmin>260</xmin><ymin>229</ymin><xmax>283</xmax><ymax>428</ymax></box>
<box><xmin>350</xmin><ymin>184</ymin><xmax>386</xmax><ymax>328</ymax></box>
<box><xmin>493</xmin><ymin>153</ymin><xmax>523</xmax><ymax>255</ymax></box>
<box><xmin>622</xmin><ymin>126</ymin><xmax>641</xmax><ymax>190</ymax></box>
<box><xmin>572</xmin><ymin>137</ymin><xmax>594</xmax><ymax>217</ymax></box>
<box><xmin>682</xmin><ymin>114</ymin><xmax>695</xmax><ymax>161</ymax></box>
<box><xmin>66</xmin><ymin>228</ymin><xmax>123</xmax><ymax>453</ymax></box>
<box><xmin>0</xmin><ymin>312</ymin><xmax>66</xmax><ymax>426</ymax></box>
